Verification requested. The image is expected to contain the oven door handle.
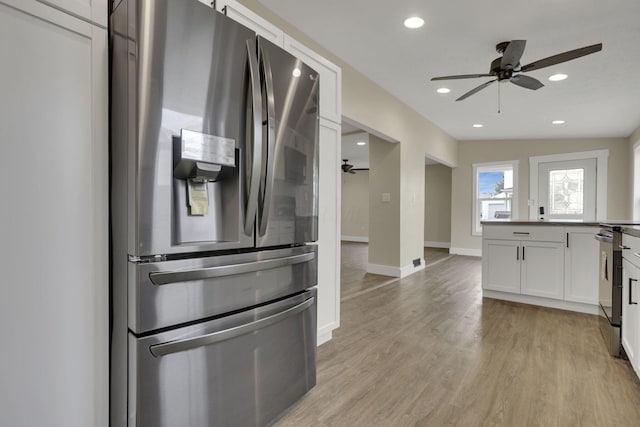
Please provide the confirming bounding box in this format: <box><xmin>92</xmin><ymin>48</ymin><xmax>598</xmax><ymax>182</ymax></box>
<box><xmin>595</xmin><ymin>233</ymin><xmax>613</xmax><ymax>243</ymax></box>
<box><xmin>149</xmin><ymin>296</ymin><xmax>315</xmax><ymax>357</ymax></box>
<box><xmin>630</xmin><ymin>278</ymin><xmax>638</xmax><ymax>305</ymax></box>
<box><xmin>149</xmin><ymin>252</ymin><xmax>315</xmax><ymax>285</ymax></box>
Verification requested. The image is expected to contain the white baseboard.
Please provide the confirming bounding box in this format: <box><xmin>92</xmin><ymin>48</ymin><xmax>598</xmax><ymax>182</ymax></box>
<box><xmin>367</xmin><ymin>263</ymin><xmax>400</xmax><ymax>277</ymax></box>
<box><xmin>400</xmin><ymin>260</ymin><xmax>426</xmax><ymax>278</ymax></box>
<box><xmin>424</xmin><ymin>241</ymin><xmax>451</xmax><ymax>248</ymax></box>
<box><xmin>450</xmin><ymin>247</ymin><xmax>482</xmax><ymax>257</ymax></box>
<box><xmin>483</xmin><ymin>290</ymin><xmax>599</xmax><ymax>315</ymax></box>
<box><xmin>341</xmin><ymin>235</ymin><xmax>369</xmax><ymax>243</ymax></box>
<box><xmin>367</xmin><ymin>259</ymin><xmax>426</xmax><ymax>278</ymax></box>
<box><xmin>317</xmin><ymin>330</ymin><xmax>333</xmax><ymax>346</ymax></box>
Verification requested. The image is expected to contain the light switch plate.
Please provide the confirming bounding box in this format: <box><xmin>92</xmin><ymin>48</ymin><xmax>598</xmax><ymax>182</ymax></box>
<box><xmin>381</xmin><ymin>193</ymin><xmax>391</xmax><ymax>202</ymax></box>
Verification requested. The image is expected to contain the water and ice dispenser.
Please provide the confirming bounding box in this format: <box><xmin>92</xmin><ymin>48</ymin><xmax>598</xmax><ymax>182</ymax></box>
<box><xmin>172</xmin><ymin>128</ymin><xmax>242</xmax><ymax>246</ymax></box>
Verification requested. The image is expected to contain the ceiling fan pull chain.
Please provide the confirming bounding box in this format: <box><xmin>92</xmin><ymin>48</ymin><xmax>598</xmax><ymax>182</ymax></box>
<box><xmin>498</xmin><ymin>81</ymin><xmax>501</xmax><ymax>114</ymax></box>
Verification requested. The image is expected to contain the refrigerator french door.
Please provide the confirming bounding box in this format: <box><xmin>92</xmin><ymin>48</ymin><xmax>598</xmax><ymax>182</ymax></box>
<box><xmin>109</xmin><ymin>0</ymin><xmax>320</xmax><ymax>426</ymax></box>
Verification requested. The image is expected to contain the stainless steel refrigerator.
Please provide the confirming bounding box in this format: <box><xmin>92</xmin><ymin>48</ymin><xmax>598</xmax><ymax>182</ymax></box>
<box><xmin>109</xmin><ymin>1</ymin><xmax>320</xmax><ymax>425</ymax></box>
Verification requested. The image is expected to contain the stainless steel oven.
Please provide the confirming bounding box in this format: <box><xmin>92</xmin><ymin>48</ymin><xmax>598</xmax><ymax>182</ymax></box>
<box><xmin>596</xmin><ymin>225</ymin><xmax>623</xmax><ymax>356</ymax></box>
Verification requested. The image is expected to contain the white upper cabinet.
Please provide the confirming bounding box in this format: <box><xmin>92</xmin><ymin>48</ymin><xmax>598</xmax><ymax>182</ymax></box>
<box><xmin>283</xmin><ymin>34</ymin><xmax>342</xmax><ymax>124</ymax></box>
<box><xmin>38</xmin><ymin>0</ymin><xmax>107</xmax><ymax>26</ymax></box>
<box><xmin>215</xmin><ymin>0</ymin><xmax>284</xmax><ymax>46</ymax></box>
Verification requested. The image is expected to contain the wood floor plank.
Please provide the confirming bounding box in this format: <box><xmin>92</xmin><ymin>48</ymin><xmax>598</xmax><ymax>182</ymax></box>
<box><xmin>274</xmin><ymin>244</ymin><xmax>640</xmax><ymax>427</ymax></box>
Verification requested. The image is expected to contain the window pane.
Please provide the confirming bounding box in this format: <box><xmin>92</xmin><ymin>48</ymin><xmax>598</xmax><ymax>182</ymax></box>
<box><xmin>479</xmin><ymin>198</ymin><xmax>512</xmax><ymax>221</ymax></box>
<box><xmin>479</xmin><ymin>171</ymin><xmax>504</xmax><ymax>197</ymax></box>
<box><xmin>549</xmin><ymin>168</ymin><xmax>584</xmax><ymax>215</ymax></box>
<box><xmin>474</xmin><ymin>162</ymin><xmax>516</xmax><ymax>234</ymax></box>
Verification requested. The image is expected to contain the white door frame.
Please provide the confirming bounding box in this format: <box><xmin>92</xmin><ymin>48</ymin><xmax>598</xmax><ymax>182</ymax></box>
<box><xmin>529</xmin><ymin>150</ymin><xmax>608</xmax><ymax>220</ymax></box>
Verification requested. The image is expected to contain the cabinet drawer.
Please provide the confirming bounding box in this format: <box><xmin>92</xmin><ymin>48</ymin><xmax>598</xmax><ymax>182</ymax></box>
<box><xmin>483</xmin><ymin>225</ymin><xmax>564</xmax><ymax>242</ymax></box>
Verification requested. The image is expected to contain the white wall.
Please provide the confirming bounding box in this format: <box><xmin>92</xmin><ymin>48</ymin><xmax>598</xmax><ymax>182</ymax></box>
<box><xmin>425</xmin><ymin>164</ymin><xmax>452</xmax><ymax>246</ymax></box>
<box><xmin>341</xmin><ymin>170</ymin><xmax>370</xmax><ymax>240</ymax></box>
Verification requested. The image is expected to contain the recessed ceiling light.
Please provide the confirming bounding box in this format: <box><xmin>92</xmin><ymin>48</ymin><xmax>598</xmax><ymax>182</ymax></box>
<box><xmin>437</xmin><ymin>87</ymin><xmax>451</xmax><ymax>94</ymax></box>
<box><xmin>548</xmin><ymin>73</ymin><xmax>568</xmax><ymax>81</ymax></box>
<box><xmin>552</xmin><ymin>120</ymin><xmax>566</xmax><ymax>125</ymax></box>
<box><xmin>403</xmin><ymin>16</ymin><xmax>424</xmax><ymax>29</ymax></box>
<box><xmin>473</xmin><ymin>124</ymin><xmax>483</xmax><ymax>128</ymax></box>
<box><xmin>356</xmin><ymin>141</ymin><xmax>366</xmax><ymax>146</ymax></box>
<box><xmin>292</xmin><ymin>68</ymin><xmax>301</xmax><ymax>77</ymax></box>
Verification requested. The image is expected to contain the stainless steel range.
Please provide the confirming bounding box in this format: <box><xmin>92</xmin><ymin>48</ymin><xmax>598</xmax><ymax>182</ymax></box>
<box><xmin>594</xmin><ymin>222</ymin><xmax>640</xmax><ymax>356</ymax></box>
<box><xmin>109</xmin><ymin>1</ymin><xmax>320</xmax><ymax>425</ymax></box>
<box><xmin>596</xmin><ymin>225</ymin><xmax>623</xmax><ymax>356</ymax></box>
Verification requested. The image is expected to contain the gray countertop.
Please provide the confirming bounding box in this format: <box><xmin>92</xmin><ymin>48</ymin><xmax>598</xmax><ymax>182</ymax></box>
<box><xmin>623</xmin><ymin>226</ymin><xmax>640</xmax><ymax>238</ymax></box>
<box><xmin>481</xmin><ymin>219</ymin><xmax>601</xmax><ymax>226</ymax></box>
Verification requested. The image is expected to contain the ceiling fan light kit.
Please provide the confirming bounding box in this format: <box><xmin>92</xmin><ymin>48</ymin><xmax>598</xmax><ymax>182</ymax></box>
<box><xmin>342</xmin><ymin>159</ymin><xmax>356</xmax><ymax>174</ymax></box>
<box><xmin>431</xmin><ymin>40</ymin><xmax>603</xmax><ymax>103</ymax></box>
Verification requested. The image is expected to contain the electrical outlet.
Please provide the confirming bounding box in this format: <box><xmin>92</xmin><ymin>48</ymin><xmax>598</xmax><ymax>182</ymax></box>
<box><xmin>381</xmin><ymin>193</ymin><xmax>391</xmax><ymax>202</ymax></box>
<box><xmin>413</xmin><ymin>258</ymin><xmax>421</xmax><ymax>267</ymax></box>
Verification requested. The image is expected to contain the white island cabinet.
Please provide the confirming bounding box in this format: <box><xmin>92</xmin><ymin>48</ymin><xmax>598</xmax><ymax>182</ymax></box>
<box><xmin>482</xmin><ymin>223</ymin><xmax>599</xmax><ymax>314</ymax></box>
<box><xmin>482</xmin><ymin>226</ymin><xmax>565</xmax><ymax>299</ymax></box>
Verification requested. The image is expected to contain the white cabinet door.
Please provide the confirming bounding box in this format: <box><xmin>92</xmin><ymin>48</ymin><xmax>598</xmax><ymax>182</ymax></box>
<box><xmin>622</xmin><ymin>259</ymin><xmax>639</xmax><ymax>372</ymax></box>
<box><xmin>284</xmin><ymin>34</ymin><xmax>342</xmax><ymax>124</ymax></box>
<box><xmin>0</xmin><ymin>1</ymin><xmax>108</xmax><ymax>426</ymax></box>
<box><xmin>38</xmin><ymin>0</ymin><xmax>107</xmax><ymax>26</ymax></box>
<box><xmin>482</xmin><ymin>239</ymin><xmax>521</xmax><ymax>293</ymax></box>
<box><xmin>215</xmin><ymin>0</ymin><xmax>284</xmax><ymax>46</ymax></box>
<box><xmin>564</xmin><ymin>228</ymin><xmax>599</xmax><ymax>304</ymax></box>
<box><xmin>316</xmin><ymin>118</ymin><xmax>341</xmax><ymax>345</ymax></box>
<box><xmin>521</xmin><ymin>241</ymin><xmax>565</xmax><ymax>299</ymax></box>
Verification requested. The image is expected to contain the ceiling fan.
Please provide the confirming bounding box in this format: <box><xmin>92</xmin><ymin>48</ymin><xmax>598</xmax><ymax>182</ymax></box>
<box><xmin>342</xmin><ymin>159</ymin><xmax>356</xmax><ymax>174</ymax></box>
<box><xmin>431</xmin><ymin>40</ymin><xmax>603</xmax><ymax>101</ymax></box>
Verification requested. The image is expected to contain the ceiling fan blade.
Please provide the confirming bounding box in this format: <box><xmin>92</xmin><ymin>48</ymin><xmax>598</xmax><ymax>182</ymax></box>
<box><xmin>456</xmin><ymin>79</ymin><xmax>497</xmax><ymax>101</ymax></box>
<box><xmin>431</xmin><ymin>74</ymin><xmax>493</xmax><ymax>81</ymax></box>
<box><xmin>501</xmin><ymin>40</ymin><xmax>526</xmax><ymax>70</ymax></box>
<box><xmin>348</xmin><ymin>170</ymin><xmax>356</xmax><ymax>174</ymax></box>
<box><xmin>510</xmin><ymin>74</ymin><xmax>544</xmax><ymax>90</ymax></box>
<box><xmin>520</xmin><ymin>43</ymin><xmax>602</xmax><ymax>73</ymax></box>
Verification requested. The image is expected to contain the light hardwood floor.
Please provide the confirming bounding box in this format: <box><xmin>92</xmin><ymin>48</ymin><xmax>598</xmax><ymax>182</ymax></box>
<box><xmin>275</xmin><ymin>243</ymin><xmax>640</xmax><ymax>426</ymax></box>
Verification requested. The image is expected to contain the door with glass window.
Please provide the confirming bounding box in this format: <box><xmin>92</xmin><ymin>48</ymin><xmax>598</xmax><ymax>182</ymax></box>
<box><xmin>538</xmin><ymin>159</ymin><xmax>596</xmax><ymax>221</ymax></box>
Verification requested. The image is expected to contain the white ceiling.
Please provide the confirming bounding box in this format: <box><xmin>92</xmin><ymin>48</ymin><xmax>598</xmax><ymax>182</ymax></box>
<box><xmin>260</xmin><ymin>0</ymin><xmax>640</xmax><ymax>141</ymax></box>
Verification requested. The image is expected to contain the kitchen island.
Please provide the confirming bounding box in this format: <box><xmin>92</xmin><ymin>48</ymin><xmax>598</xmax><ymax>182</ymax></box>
<box><xmin>481</xmin><ymin>220</ymin><xmax>600</xmax><ymax>314</ymax></box>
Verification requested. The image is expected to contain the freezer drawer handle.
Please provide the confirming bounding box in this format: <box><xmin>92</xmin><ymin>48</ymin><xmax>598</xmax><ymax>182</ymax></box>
<box><xmin>149</xmin><ymin>296</ymin><xmax>315</xmax><ymax>357</ymax></box>
<box><xmin>149</xmin><ymin>252</ymin><xmax>315</xmax><ymax>285</ymax></box>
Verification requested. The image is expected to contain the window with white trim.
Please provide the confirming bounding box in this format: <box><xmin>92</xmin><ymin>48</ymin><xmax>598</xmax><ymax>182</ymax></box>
<box><xmin>472</xmin><ymin>161</ymin><xmax>519</xmax><ymax>236</ymax></box>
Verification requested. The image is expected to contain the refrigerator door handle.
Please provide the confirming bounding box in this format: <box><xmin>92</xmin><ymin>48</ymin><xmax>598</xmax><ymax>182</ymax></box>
<box><xmin>244</xmin><ymin>39</ymin><xmax>263</xmax><ymax>236</ymax></box>
<box><xmin>149</xmin><ymin>296</ymin><xmax>315</xmax><ymax>357</ymax></box>
<box><xmin>148</xmin><ymin>251</ymin><xmax>315</xmax><ymax>285</ymax></box>
<box><xmin>258</xmin><ymin>41</ymin><xmax>276</xmax><ymax>237</ymax></box>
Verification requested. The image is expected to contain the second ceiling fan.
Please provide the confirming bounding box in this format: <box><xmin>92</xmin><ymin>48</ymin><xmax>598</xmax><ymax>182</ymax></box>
<box><xmin>431</xmin><ymin>40</ymin><xmax>602</xmax><ymax>101</ymax></box>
